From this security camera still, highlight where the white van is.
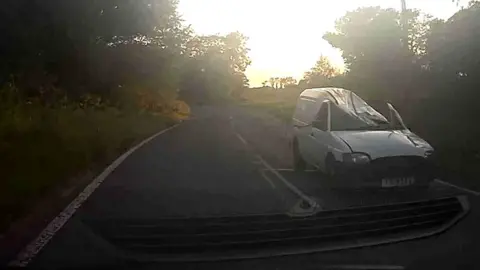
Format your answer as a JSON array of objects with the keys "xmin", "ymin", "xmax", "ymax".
[{"xmin": 292, "ymin": 88, "xmax": 435, "ymax": 188}]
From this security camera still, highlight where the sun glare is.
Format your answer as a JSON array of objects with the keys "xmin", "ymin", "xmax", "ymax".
[{"xmin": 179, "ymin": 0, "xmax": 459, "ymax": 86}]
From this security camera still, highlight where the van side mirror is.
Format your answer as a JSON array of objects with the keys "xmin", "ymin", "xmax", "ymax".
[{"xmin": 312, "ymin": 120, "xmax": 328, "ymax": 131}]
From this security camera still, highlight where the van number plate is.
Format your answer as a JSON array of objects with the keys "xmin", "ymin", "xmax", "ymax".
[{"xmin": 382, "ymin": 177, "xmax": 415, "ymax": 187}]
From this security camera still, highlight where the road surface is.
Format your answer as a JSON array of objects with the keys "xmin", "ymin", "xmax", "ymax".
[{"xmin": 10, "ymin": 105, "xmax": 480, "ymax": 269}]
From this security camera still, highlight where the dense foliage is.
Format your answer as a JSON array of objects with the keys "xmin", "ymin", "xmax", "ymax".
[{"xmin": 0, "ymin": 0, "xmax": 251, "ymax": 106}]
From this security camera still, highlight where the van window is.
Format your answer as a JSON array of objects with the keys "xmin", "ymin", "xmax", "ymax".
[
  {"xmin": 305, "ymin": 99, "xmax": 320, "ymax": 124},
  {"xmin": 351, "ymin": 93, "xmax": 370, "ymax": 114},
  {"xmin": 293, "ymin": 99, "xmax": 304, "ymax": 121},
  {"xmin": 330, "ymin": 104, "xmax": 367, "ymax": 131},
  {"xmin": 294, "ymin": 98, "xmax": 319, "ymax": 124},
  {"xmin": 316, "ymin": 104, "xmax": 328, "ymax": 120},
  {"xmin": 313, "ymin": 103, "xmax": 329, "ymax": 131}
]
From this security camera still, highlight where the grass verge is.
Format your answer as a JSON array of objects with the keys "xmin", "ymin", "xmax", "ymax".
[
  {"xmin": 241, "ymin": 102, "xmax": 295, "ymax": 123},
  {"xmin": 0, "ymin": 99, "xmax": 184, "ymax": 232}
]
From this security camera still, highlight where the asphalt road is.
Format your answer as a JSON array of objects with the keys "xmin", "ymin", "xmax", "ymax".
[{"xmin": 12, "ymin": 105, "xmax": 480, "ymax": 269}]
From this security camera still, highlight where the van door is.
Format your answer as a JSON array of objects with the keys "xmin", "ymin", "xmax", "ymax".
[
  {"xmin": 295, "ymin": 98, "xmax": 318, "ymax": 165},
  {"xmin": 309, "ymin": 101, "xmax": 332, "ymax": 171}
]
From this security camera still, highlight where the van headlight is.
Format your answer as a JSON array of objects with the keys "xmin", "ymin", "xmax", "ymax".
[
  {"xmin": 343, "ymin": 153, "xmax": 371, "ymax": 164},
  {"xmin": 424, "ymin": 150, "xmax": 434, "ymax": 158}
]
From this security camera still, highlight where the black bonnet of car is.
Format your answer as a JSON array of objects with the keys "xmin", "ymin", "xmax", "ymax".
[{"xmin": 85, "ymin": 196, "xmax": 469, "ymax": 263}]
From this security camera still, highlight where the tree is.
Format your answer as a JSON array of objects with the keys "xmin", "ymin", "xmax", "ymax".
[
  {"xmin": 302, "ymin": 55, "xmax": 340, "ymax": 88},
  {"xmin": 427, "ymin": 1, "xmax": 480, "ymax": 78},
  {"xmin": 268, "ymin": 77, "xmax": 284, "ymax": 89},
  {"xmin": 0, "ymin": 0, "xmax": 252, "ymax": 108},
  {"xmin": 322, "ymin": 7, "xmax": 436, "ymax": 99},
  {"xmin": 269, "ymin": 78, "xmax": 276, "ymax": 88},
  {"xmin": 261, "ymin": 81, "xmax": 268, "ymax": 87},
  {"xmin": 283, "ymin": 77, "xmax": 298, "ymax": 87},
  {"xmin": 324, "ymin": 7, "xmax": 405, "ymax": 72},
  {"xmin": 181, "ymin": 32, "xmax": 251, "ymax": 102},
  {"xmin": 277, "ymin": 77, "xmax": 286, "ymax": 89},
  {"xmin": 0, "ymin": 0, "xmax": 190, "ymax": 104}
]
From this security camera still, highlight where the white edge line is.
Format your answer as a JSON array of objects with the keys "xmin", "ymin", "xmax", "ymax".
[
  {"xmin": 324, "ymin": 265, "xmax": 404, "ymax": 270},
  {"xmin": 256, "ymin": 155, "xmax": 319, "ymax": 209},
  {"xmin": 235, "ymin": 133, "xmax": 248, "ymax": 146},
  {"xmin": 262, "ymin": 168, "xmax": 318, "ymax": 172},
  {"xmin": 434, "ymin": 179, "xmax": 480, "ymax": 196},
  {"xmin": 259, "ymin": 169, "xmax": 276, "ymax": 189},
  {"xmin": 9, "ymin": 123, "xmax": 180, "ymax": 267}
]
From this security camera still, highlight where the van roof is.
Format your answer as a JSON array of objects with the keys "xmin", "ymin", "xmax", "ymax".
[
  {"xmin": 299, "ymin": 87, "xmax": 352, "ymax": 104},
  {"xmin": 297, "ymin": 87, "xmax": 389, "ymax": 127}
]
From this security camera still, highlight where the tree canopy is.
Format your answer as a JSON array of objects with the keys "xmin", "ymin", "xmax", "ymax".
[
  {"xmin": 302, "ymin": 55, "xmax": 340, "ymax": 88},
  {"xmin": 0, "ymin": 0, "xmax": 251, "ymax": 108},
  {"xmin": 181, "ymin": 32, "xmax": 251, "ymax": 101},
  {"xmin": 316, "ymin": 2, "xmax": 480, "ymax": 151}
]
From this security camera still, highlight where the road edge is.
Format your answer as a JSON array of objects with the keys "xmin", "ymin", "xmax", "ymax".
[{"xmin": 8, "ymin": 123, "xmax": 180, "ymax": 267}]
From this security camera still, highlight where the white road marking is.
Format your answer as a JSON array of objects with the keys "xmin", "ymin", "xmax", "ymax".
[
  {"xmin": 259, "ymin": 169, "xmax": 276, "ymax": 189},
  {"xmin": 9, "ymin": 124, "xmax": 180, "ymax": 267},
  {"xmin": 434, "ymin": 179, "xmax": 480, "ymax": 196},
  {"xmin": 232, "ymin": 129, "xmax": 318, "ymax": 208},
  {"xmin": 256, "ymin": 155, "xmax": 319, "ymax": 209},
  {"xmin": 270, "ymin": 168, "xmax": 295, "ymax": 171},
  {"xmin": 324, "ymin": 265, "xmax": 404, "ymax": 270},
  {"xmin": 235, "ymin": 133, "xmax": 248, "ymax": 146},
  {"xmin": 264, "ymin": 168, "xmax": 318, "ymax": 172}
]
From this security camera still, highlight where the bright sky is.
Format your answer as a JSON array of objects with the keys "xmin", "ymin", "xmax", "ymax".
[{"xmin": 178, "ymin": 0, "xmax": 462, "ymax": 86}]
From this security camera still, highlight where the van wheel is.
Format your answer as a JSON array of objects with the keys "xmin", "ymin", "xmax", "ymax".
[{"xmin": 293, "ymin": 140, "xmax": 306, "ymax": 171}]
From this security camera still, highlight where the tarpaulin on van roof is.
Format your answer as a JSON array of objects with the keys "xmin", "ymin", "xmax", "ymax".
[
  {"xmin": 331, "ymin": 91, "xmax": 398, "ymax": 131},
  {"xmin": 295, "ymin": 88, "xmax": 404, "ymax": 131}
]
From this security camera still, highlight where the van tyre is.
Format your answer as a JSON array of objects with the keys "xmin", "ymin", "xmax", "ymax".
[{"xmin": 293, "ymin": 140, "xmax": 306, "ymax": 171}]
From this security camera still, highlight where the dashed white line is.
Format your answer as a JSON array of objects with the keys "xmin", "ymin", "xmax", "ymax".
[
  {"xmin": 235, "ymin": 133, "xmax": 248, "ymax": 146},
  {"xmin": 435, "ymin": 179, "xmax": 480, "ymax": 196},
  {"xmin": 232, "ymin": 130, "xmax": 318, "ymax": 208},
  {"xmin": 259, "ymin": 169, "xmax": 276, "ymax": 189},
  {"xmin": 9, "ymin": 124, "xmax": 180, "ymax": 267},
  {"xmin": 256, "ymin": 155, "xmax": 319, "ymax": 209},
  {"xmin": 269, "ymin": 168, "xmax": 294, "ymax": 172}
]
